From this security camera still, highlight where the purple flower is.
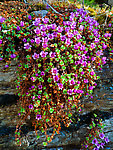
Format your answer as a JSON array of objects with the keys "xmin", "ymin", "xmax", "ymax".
[
  {"xmin": 57, "ymin": 26, "xmax": 63, "ymax": 33},
  {"xmin": 65, "ymin": 38, "xmax": 71, "ymax": 45},
  {"xmin": 0, "ymin": 39, "xmax": 2, "ymax": 44},
  {"xmin": 61, "ymin": 35, "xmax": 66, "ymax": 41},
  {"xmin": 92, "ymin": 138, "xmax": 98, "ymax": 145},
  {"xmin": 79, "ymin": 25, "xmax": 84, "ymax": 31},
  {"xmin": 5, "ymin": 65, "xmax": 9, "ymax": 68},
  {"xmin": 31, "ymin": 39, "xmax": 34, "ymax": 43},
  {"xmin": 48, "ymin": 33, "xmax": 54, "ymax": 40},
  {"xmin": 0, "ymin": 16, "xmax": 5, "ymax": 23},
  {"xmin": 76, "ymin": 34, "xmax": 82, "ymax": 40},
  {"xmin": 99, "ymin": 133, "xmax": 105, "ymax": 139},
  {"xmin": 42, "ymin": 37, "xmax": 48, "ymax": 43},
  {"xmin": 67, "ymin": 89, "xmax": 73, "ymax": 95},
  {"xmin": 67, "ymin": 32, "xmax": 73, "ymax": 38},
  {"xmin": 43, "ymin": 18, "xmax": 49, "ymax": 24},
  {"xmin": 57, "ymin": 83, "xmax": 63, "ymax": 90},
  {"xmin": 104, "ymin": 137, "xmax": 109, "ymax": 143},
  {"xmin": 32, "ymin": 53, "xmax": 39, "ymax": 60},
  {"xmin": 29, "ymin": 104, "xmax": 33, "ymax": 109},
  {"xmin": 38, "ymin": 95, "xmax": 41, "ymax": 99},
  {"xmin": 80, "ymin": 45, "xmax": 86, "ymax": 51},
  {"xmin": 42, "ymin": 43, "xmax": 48, "ymax": 48},
  {"xmin": 17, "ymin": 26, "xmax": 20, "ymax": 31},
  {"xmin": 90, "ymin": 71, "xmax": 94, "ymax": 75},
  {"xmin": 69, "ymin": 79, "xmax": 75, "ymax": 85},
  {"xmin": 20, "ymin": 21, "xmax": 24, "ymax": 27},
  {"xmin": 53, "ymin": 32, "xmax": 57, "ymax": 37},
  {"xmin": 36, "ymin": 114, "xmax": 41, "ymax": 120},
  {"xmin": 0, "ymin": 26, "xmax": 1, "ymax": 30},
  {"xmin": 65, "ymin": 27, "xmax": 70, "ymax": 32},
  {"xmin": 51, "ymin": 23, "xmax": 57, "ymax": 30},
  {"xmin": 28, "ymin": 15, "xmax": 32, "ymax": 20},
  {"xmin": 100, "ymin": 142, "xmax": 105, "ymax": 148},
  {"xmin": 23, "ymin": 38, "xmax": 27, "ymax": 42},
  {"xmin": 53, "ymin": 75, "xmax": 59, "ymax": 82},
  {"xmin": 102, "ymin": 44, "xmax": 107, "ymax": 49},
  {"xmin": 51, "ymin": 68, "xmax": 58, "ymax": 75},
  {"xmin": 89, "ymin": 86, "xmax": 94, "ymax": 90},
  {"xmin": 34, "ymin": 27, "xmax": 41, "ymax": 35},
  {"xmin": 0, "ymin": 57, "xmax": 3, "ymax": 61},
  {"xmin": 93, "ymin": 148, "xmax": 99, "ymax": 150},
  {"xmin": 108, "ymin": 23, "xmax": 112, "ymax": 27},
  {"xmin": 91, "ymin": 43, "xmax": 96, "ymax": 49},
  {"xmin": 36, "ymin": 73, "xmax": 38, "ymax": 77},
  {"xmin": 35, "ymin": 37, "xmax": 41, "ymax": 44},
  {"xmin": 40, "ymin": 51, "xmax": 48, "ymax": 58},
  {"xmin": 96, "ymin": 50, "xmax": 103, "ymax": 56},
  {"xmin": 49, "ymin": 52, "xmax": 56, "ymax": 58},
  {"xmin": 33, "ymin": 18, "xmax": 40, "ymax": 26},
  {"xmin": 24, "ymin": 43, "xmax": 32, "ymax": 50},
  {"xmin": 31, "ymin": 77, "xmax": 36, "ymax": 82},
  {"xmin": 38, "ymin": 85, "xmax": 42, "ymax": 89},
  {"xmin": 40, "ymin": 25, "xmax": 46, "ymax": 31},
  {"xmin": 10, "ymin": 54, "xmax": 16, "ymax": 58},
  {"xmin": 41, "ymin": 71, "xmax": 45, "ymax": 76},
  {"xmin": 32, "ymin": 96, "xmax": 35, "ymax": 99}
]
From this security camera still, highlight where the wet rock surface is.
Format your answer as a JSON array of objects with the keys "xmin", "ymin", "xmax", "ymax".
[{"xmin": 0, "ymin": 60, "xmax": 113, "ymax": 149}]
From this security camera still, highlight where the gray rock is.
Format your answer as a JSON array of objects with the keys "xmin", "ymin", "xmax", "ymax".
[
  {"xmin": 108, "ymin": 0, "xmax": 113, "ymax": 6},
  {"xmin": 32, "ymin": 10, "xmax": 48, "ymax": 18}
]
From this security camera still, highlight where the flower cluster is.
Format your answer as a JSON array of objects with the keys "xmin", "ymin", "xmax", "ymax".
[{"xmin": 0, "ymin": 1, "xmax": 112, "ymax": 148}]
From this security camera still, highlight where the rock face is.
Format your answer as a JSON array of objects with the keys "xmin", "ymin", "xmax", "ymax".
[
  {"xmin": 31, "ymin": 10, "xmax": 48, "ymax": 18},
  {"xmin": 108, "ymin": 0, "xmax": 113, "ymax": 6}
]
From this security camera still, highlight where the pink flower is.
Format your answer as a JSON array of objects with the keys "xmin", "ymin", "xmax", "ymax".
[
  {"xmin": 76, "ymin": 34, "xmax": 82, "ymax": 39},
  {"xmin": 65, "ymin": 38, "xmax": 71, "ymax": 45},
  {"xmin": 20, "ymin": 21, "xmax": 24, "ymax": 27},
  {"xmin": 32, "ymin": 53, "xmax": 39, "ymax": 59},
  {"xmin": 60, "ymin": 35, "xmax": 66, "ymax": 41},
  {"xmin": 57, "ymin": 83, "xmax": 63, "ymax": 90},
  {"xmin": 84, "ymin": 79, "xmax": 88, "ymax": 83},
  {"xmin": 36, "ymin": 114, "xmax": 41, "ymax": 120},
  {"xmin": 35, "ymin": 37, "xmax": 41, "ymax": 44},
  {"xmin": 31, "ymin": 77, "xmax": 36, "ymax": 82},
  {"xmin": 42, "ymin": 37, "xmax": 48, "ymax": 43},
  {"xmin": 10, "ymin": 54, "xmax": 16, "ymax": 58},
  {"xmin": 79, "ymin": 25, "xmax": 84, "ymax": 31},
  {"xmin": 65, "ymin": 27, "xmax": 70, "ymax": 32},
  {"xmin": 51, "ymin": 23, "xmax": 57, "ymax": 30},
  {"xmin": 69, "ymin": 79, "xmax": 75, "ymax": 85},
  {"xmin": 53, "ymin": 75, "xmax": 59, "ymax": 82},
  {"xmin": 57, "ymin": 26, "xmax": 63, "ymax": 33},
  {"xmin": 24, "ymin": 43, "xmax": 32, "ymax": 49},
  {"xmin": 29, "ymin": 104, "xmax": 33, "ymax": 109},
  {"xmin": 96, "ymin": 50, "xmax": 103, "ymax": 56},
  {"xmin": 67, "ymin": 32, "xmax": 73, "ymax": 38},
  {"xmin": 38, "ymin": 85, "xmax": 42, "ymax": 89},
  {"xmin": 51, "ymin": 68, "xmax": 58, "ymax": 75},
  {"xmin": 41, "ymin": 25, "xmax": 46, "ymax": 31},
  {"xmin": 28, "ymin": 15, "xmax": 32, "ymax": 20},
  {"xmin": 49, "ymin": 52, "xmax": 56, "ymax": 58},
  {"xmin": 40, "ymin": 51, "xmax": 48, "ymax": 58},
  {"xmin": 43, "ymin": 18, "xmax": 49, "ymax": 24},
  {"xmin": 42, "ymin": 43, "xmax": 48, "ymax": 48},
  {"xmin": 17, "ymin": 26, "xmax": 20, "ymax": 31},
  {"xmin": 41, "ymin": 71, "xmax": 45, "ymax": 76},
  {"xmin": 38, "ymin": 95, "xmax": 41, "ymax": 99},
  {"xmin": 90, "ymin": 71, "xmax": 94, "ymax": 75},
  {"xmin": 34, "ymin": 27, "xmax": 41, "ymax": 35},
  {"xmin": 67, "ymin": 89, "xmax": 73, "ymax": 95},
  {"xmin": 91, "ymin": 43, "xmax": 96, "ymax": 49}
]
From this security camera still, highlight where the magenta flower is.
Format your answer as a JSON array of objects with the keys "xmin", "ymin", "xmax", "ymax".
[
  {"xmin": 99, "ymin": 133, "xmax": 105, "ymax": 139},
  {"xmin": 48, "ymin": 33, "xmax": 54, "ymax": 40},
  {"xmin": 41, "ymin": 71, "xmax": 45, "ymax": 76},
  {"xmin": 57, "ymin": 26, "xmax": 63, "ymax": 33},
  {"xmin": 53, "ymin": 32, "xmax": 57, "ymax": 38},
  {"xmin": 65, "ymin": 27, "xmax": 70, "ymax": 32},
  {"xmin": 67, "ymin": 32, "xmax": 73, "ymax": 38},
  {"xmin": 91, "ymin": 43, "xmax": 96, "ymax": 49},
  {"xmin": 20, "ymin": 21, "xmax": 24, "ymax": 27},
  {"xmin": 34, "ymin": 27, "xmax": 41, "ymax": 35},
  {"xmin": 31, "ymin": 39, "xmax": 34, "ymax": 43},
  {"xmin": 76, "ymin": 34, "xmax": 82, "ymax": 39},
  {"xmin": 93, "ymin": 148, "xmax": 99, "ymax": 150},
  {"xmin": 84, "ymin": 79, "xmax": 88, "ymax": 83},
  {"xmin": 32, "ymin": 96, "xmax": 35, "ymax": 99},
  {"xmin": 29, "ymin": 104, "xmax": 33, "ymax": 109},
  {"xmin": 0, "ymin": 16, "xmax": 5, "ymax": 23},
  {"xmin": 38, "ymin": 85, "xmax": 42, "ymax": 89},
  {"xmin": 5, "ymin": 65, "xmax": 9, "ymax": 68},
  {"xmin": 53, "ymin": 75, "xmax": 59, "ymax": 82},
  {"xmin": 31, "ymin": 77, "xmax": 36, "ymax": 82},
  {"xmin": 65, "ymin": 38, "xmax": 71, "ymax": 45},
  {"xmin": 10, "ymin": 54, "xmax": 16, "ymax": 58},
  {"xmin": 80, "ymin": 45, "xmax": 86, "ymax": 51},
  {"xmin": 32, "ymin": 53, "xmax": 39, "ymax": 60},
  {"xmin": 40, "ymin": 51, "xmax": 48, "ymax": 58},
  {"xmin": 0, "ymin": 57, "xmax": 3, "ymax": 61},
  {"xmin": 23, "ymin": 38, "xmax": 27, "ymax": 42},
  {"xmin": 96, "ymin": 50, "xmax": 103, "ymax": 56},
  {"xmin": 104, "ymin": 137, "xmax": 109, "ymax": 143},
  {"xmin": 24, "ymin": 43, "xmax": 32, "ymax": 50},
  {"xmin": 42, "ymin": 37, "xmax": 48, "ymax": 43},
  {"xmin": 43, "ymin": 18, "xmax": 49, "ymax": 24},
  {"xmin": 92, "ymin": 138, "xmax": 98, "ymax": 145},
  {"xmin": 28, "ymin": 15, "xmax": 32, "ymax": 20},
  {"xmin": 74, "ymin": 44, "xmax": 79, "ymax": 50},
  {"xmin": 102, "ymin": 44, "xmax": 107, "ymax": 49},
  {"xmin": 100, "ymin": 142, "xmax": 105, "ymax": 148},
  {"xmin": 57, "ymin": 83, "xmax": 63, "ymax": 90},
  {"xmin": 17, "ymin": 26, "xmax": 20, "ymax": 31},
  {"xmin": 42, "ymin": 43, "xmax": 48, "ymax": 48},
  {"xmin": 41, "ymin": 25, "xmax": 46, "ymax": 31},
  {"xmin": 35, "ymin": 73, "xmax": 38, "ymax": 77},
  {"xmin": 35, "ymin": 37, "xmax": 42, "ymax": 44},
  {"xmin": 61, "ymin": 35, "xmax": 66, "ymax": 41},
  {"xmin": 49, "ymin": 52, "xmax": 56, "ymax": 58},
  {"xmin": 90, "ymin": 71, "xmax": 94, "ymax": 75},
  {"xmin": 36, "ymin": 114, "xmax": 41, "ymax": 120},
  {"xmin": 33, "ymin": 18, "xmax": 40, "ymax": 26},
  {"xmin": 69, "ymin": 79, "xmax": 75, "ymax": 85},
  {"xmin": 0, "ymin": 39, "xmax": 2, "ymax": 44},
  {"xmin": 38, "ymin": 95, "xmax": 41, "ymax": 99},
  {"xmin": 51, "ymin": 68, "xmax": 58, "ymax": 75},
  {"xmin": 89, "ymin": 86, "xmax": 94, "ymax": 90},
  {"xmin": 67, "ymin": 89, "xmax": 73, "ymax": 95},
  {"xmin": 79, "ymin": 25, "xmax": 84, "ymax": 31},
  {"xmin": 51, "ymin": 23, "xmax": 57, "ymax": 30}
]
